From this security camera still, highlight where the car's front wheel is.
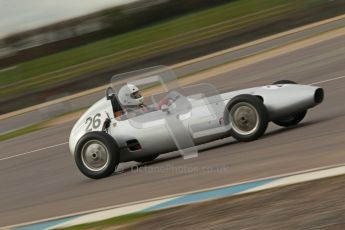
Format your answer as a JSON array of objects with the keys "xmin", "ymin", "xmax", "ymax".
[
  {"xmin": 225, "ymin": 94, "xmax": 269, "ymax": 142},
  {"xmin": 75, "ymin": 132, "xmax": 119, "ymax": 179}
]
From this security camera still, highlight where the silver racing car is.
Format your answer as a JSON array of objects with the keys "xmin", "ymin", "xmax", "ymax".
[{"xmin": 69, "ymin": 67, "xmax": 324, "ymax": 179}]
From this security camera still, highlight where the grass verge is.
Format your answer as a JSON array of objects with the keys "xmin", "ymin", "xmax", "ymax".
[
  {"xmin": 57, "ymin": 212, "xmax": 151, "ymax": 230},
  {"xmin": 0, "ymin": 123, "xmax": 46, "ymax": 142},
  {"xmin": 0, "ymin": 108, "xmax": 86, "ymax": 141}
]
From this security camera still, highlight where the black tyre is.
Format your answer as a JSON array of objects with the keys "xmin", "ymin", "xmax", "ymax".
[
  {"xmin": 273, "ymin": 80, "xmax": 297, "ymax": 85},
  {"xmin": 273, "ymin": 110, "xmax": 307, "ymax": 127},
  {"xmin": 135, "ymin": 154, "xmax": 159, "ymax": 164},
  {"xmin": 273, "ymin": 80, "xmax": 307, "ymax": 127},
  {"xmin": 225, "ymin": 94, "xmax": 269, "ymax": 142},
  {"xmin": 75, "ymin": 132, "xmax": 119, "ymax": 179}
]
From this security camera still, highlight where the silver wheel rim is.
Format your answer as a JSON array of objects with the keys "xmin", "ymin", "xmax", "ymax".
[
  {"xmin": 230, "ymin": 102, "xmax": 259, "ymax": 135},
  {"xmin": 81, "ymin": 140, "xmax": 109, "ymax": 172}
]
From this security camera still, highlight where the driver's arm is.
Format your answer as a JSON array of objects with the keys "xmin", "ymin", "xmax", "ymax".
[{"xmin": 156, "ymin": 91, "xmax": 180, "ymax": 110}]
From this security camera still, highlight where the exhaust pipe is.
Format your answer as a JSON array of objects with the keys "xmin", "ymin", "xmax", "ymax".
[{"xmin": 314, "ymin": 88, "xmax": 324, "ymax": 104}]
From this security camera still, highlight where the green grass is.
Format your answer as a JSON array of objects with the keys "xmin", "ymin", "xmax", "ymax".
[
  {"xmin": 0, "ymin": 123, "xmax": 45, "ymax": 141},
  {"xmin": 0, "ymin": 0, "xmax": 325, "ymax": 99},
  {"xmin": 57, "ymin": 212, "xmax": 151, "ymax": 230},
  {"xmin": 0, "ymin": 107, "xmax": 87, "ymax": 142}
]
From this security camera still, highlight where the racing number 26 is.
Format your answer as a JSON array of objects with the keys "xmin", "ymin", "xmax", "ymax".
[{"xmin": 85, "ymin": 113, "xmax": 101, "ymax": 131}]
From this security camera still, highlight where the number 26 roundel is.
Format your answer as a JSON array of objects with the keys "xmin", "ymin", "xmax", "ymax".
[{"xmin": 85, "ymin": 113, "xmax": 102, "ymax": 132}]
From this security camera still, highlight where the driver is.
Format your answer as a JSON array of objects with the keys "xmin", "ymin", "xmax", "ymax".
[
  {"xmin": 118, "ymin": 83, "xmax": 149, "ymax": 116},
  {"xmin": 118, "ymin": 83, "xmax": 181, "ymax": 117}
]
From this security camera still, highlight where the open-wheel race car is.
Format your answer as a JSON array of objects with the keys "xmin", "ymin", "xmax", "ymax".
[{"xmin": 69, "ymin": 66, "xmax": 324, "ymax": 179}]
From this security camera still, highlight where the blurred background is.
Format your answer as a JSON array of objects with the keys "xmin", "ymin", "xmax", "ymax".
[{"xmin": 1, "ymin": 0, "xmax": 345, "ymax": 115}]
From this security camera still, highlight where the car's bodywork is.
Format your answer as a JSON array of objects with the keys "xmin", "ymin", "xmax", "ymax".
[{"xmin": 69, "ymin": 82, "xmax": 324, "ymax": 163}]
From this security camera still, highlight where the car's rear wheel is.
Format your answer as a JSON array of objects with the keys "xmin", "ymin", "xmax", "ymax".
[
  {"xmin": 75, "ymin": 132, "xmax": 119, "ymax": 179},
  {"xmin": 225, "ymin": 94, "xmax": 268, "ymax": 142},
  {"xmin": 135, "ymin": 154, "xmax": 159, "ymax": 164},
  {"xmin": 273, "ymin": 111, "xmax": 307, "ymax": 127},
  {"xmin": 273, "ymin": 80, "xmax": 307, "ymax": 127}
]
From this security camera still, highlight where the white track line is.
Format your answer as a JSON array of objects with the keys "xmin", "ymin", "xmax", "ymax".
[
  {"xmin": 310, "ymin": 75, "xmax": 345, "ymax": 85},
  {"xmin": 1, "ymin": 74, "xmax": 345, "ymax": 162},
  {"xmin": 0, "ymin": 142, "xmax": 68, "ymax": 161}
]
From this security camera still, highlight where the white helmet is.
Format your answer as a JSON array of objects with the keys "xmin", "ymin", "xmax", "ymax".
[{"xmin": 118, "ymin": 83, "xmax": 144, "ymax": 106}]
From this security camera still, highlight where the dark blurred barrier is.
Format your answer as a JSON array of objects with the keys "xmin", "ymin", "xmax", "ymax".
[{"xmin": 0, "ymin": 0, "xmax": 233, "ymax": 68}]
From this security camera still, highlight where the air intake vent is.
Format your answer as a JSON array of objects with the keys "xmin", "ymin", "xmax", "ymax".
[{"xmin": 127, "ymin": 139, "xmax": 142, "ymax": 151}]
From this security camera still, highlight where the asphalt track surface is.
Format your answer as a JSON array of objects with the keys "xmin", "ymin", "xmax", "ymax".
[
  {"xmin": 2, "ymin": 16, "xmax": 345, "ymax": 134},
  {"xmin": 1, "ymin": 35, "xmax": 345, "ymax": 227}
]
